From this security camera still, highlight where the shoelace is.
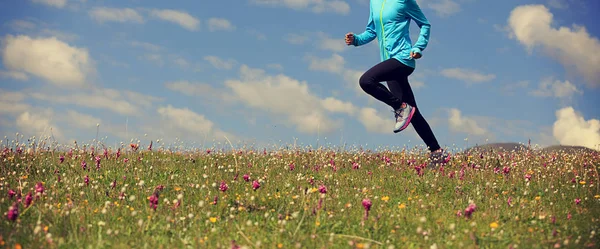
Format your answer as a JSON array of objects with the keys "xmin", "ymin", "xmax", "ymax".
[{"xmin": 392, "ymin": 108, "xmax": 404, "ymax": 120}]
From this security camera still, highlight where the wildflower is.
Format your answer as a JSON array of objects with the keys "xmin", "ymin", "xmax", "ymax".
[
  {"xmin": 111, "ymin": 180, "xmax": 116, "ymax": 189},
  {"xmin": 575, "ymin": 198, "xmax": 581, "ymax": 205},
  {"xmin": 507, "ymin": 197, "xmax": 512, "ymax": 206},
  {"xmin": 243, "ymin": 174, "xmax": 250, "ymax": 182},
  {"xmin": 84, "ymin": 175, "xmax": 90, "ymax": 186},
  {"xmin": 209, "ymin": 217, "xmax": 217, "ymax": 223},
  {"xmin": 381, "ymin": 196, "xmax": 389, "ymax": 202},
  {"xmin": 318, "ymin": 185, "xmax": 327, "ymax": 194},
  {"xmin": 490, "ymin": 222, "xmax": 499, "ymax": 229},
  {"xmin": 6, "ymin": 203, "xmax": 18, "ymax": 221},
  {"xmin": 8, "ymin": 189, "xmax": 16, "ymax": 199},
  {"xmin": 362, "ymin": 198, "xmax": 372, "ymax": 220},
  {"xmin": 398, "ymin": 203, "xmax": 406, "ymax": 209},
  {"xmin": 149, "ymin": 192, "xmax": 159, "ymax": 211},
  {"xmin": 525, "ymin": 174, "xmax": 532, "ymax": 181},
  {"xmin": 95, "ymin": 156, "xmax": 101, "ymax": 170},
  {"xmin": 219, "ymin": 181, "xmax": 228, "ymax": 192},
  {"xmin": 289, "ymin": 163, "xmax": 295, "ymax": 171},
  {"xmin": 59, "ymin": 155, "xmax": 65, "ymax": 163},
  {"xmin": 24, "ymin": 192, "xmax": 33, "ymax": 207},
  {"xmin": 352, "ymin": 162, "xmax": 360, "ymax": 169},
  {"xmin": 35, "ymin": 182, "xmax": 44, "ymax": 197},
  {"xmin": 503, "ymin": 166, "xmax": 510, "ymax": 175},
  {"xmin": 81, "ymin": 160, "xmax": 87, "ymax": 171},
  {"xmin": 464, "ymin": 203, "xmax": 476, "ymax": 219},
  {"xmin": 252, "ymin": 180, "xmax": 260, "ymax": 190}
]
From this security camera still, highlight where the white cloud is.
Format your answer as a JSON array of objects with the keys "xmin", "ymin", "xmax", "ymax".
[
  {"xmin": 130, "ymin": 41, "xmax": 161, "ymax": 51},
  {"xmin": 165, "ymin": 81, "xmax": 221, "ymax": 98},
  {"xmin": 530, "ymin": 77, "xmax": 582, "ymax": 101},
  {"xmin": 552, "ymin": 107, "xmax": 600, "ymax": 150},
  {"xmin": 0, "ymin": 70, "xmax": 29, "ymax": 81},
  {"xmin": 447, "ymin": 108, "xmax": 488, "ymax": 136},
  {"xmin": 0, "ymin": 90, "xmax": 31, "ymax": 115},
  {"xmin": 441, "ymin": 68, "xmax": 496, "ymax": 84},
  {"xmin": 416, "ymin": 0, "xmax": 460, "ymax": 17},
  {"xmin": 1, "ymin": 35, "xmax": 94, "ymax": 87},
  {"xmin": 507, "ymin": 4, "xmax": 600, "ymax": 87},
  {"xmin": 306, "ymin": 53, "xmax": 345, "ymax": 74},
  {"xmin": 250, "ymin": 0, "xmax": 350, "ymax": 15},
  {"xmin": 30, "ymin": 88, "xmax": 162, "ymax": 116},
  {"xmin": 150, "ymin": 9, "xmax": 200, "ymax": 31},
  {"xmin": 223, "ymin": 65, "xmax": 348, "ymax": 134},
  {"xmin": 321, "ymin": 97, "xmax": 356, "ymax": 115},
  {"xmin": 315, "ymin": 32, "xmax": 346, "ymax": 52},
  {"xmin": 284, "ymin": 33, "xmax": 309, "ymax": 45},
  {"xmin": 207, "ymin": 18, "xmax": 235, "ymax": 32},
  {"xmin": 31, "ymin": 0, "xmax": 67, "ymax": 8},
  {"xmin": 154, "ymin": 105, "xmax": 234, "ymax": 142},
  {"xmin": 89, "ymin": 7, "xmax": 144, "ymax": 24},
  {"xmin": 204, "ymin": 56, "xmax": 237, "ymax": 70},
  {"xmin": 16, "ymin": 110, "xmax": 63, "ymax": 140},
  {"xmin": 8, "ymin": 20, "xmax": 36, "ymax": 30},
  {"xmin": 140, "ymin": 53, "xmax": 163, "ymax": 66},
  {"xmin": 357, "ymin": 107, "xmax": 390, "ymax": 134},
  {"xmin": 65, "ymin": 110, "xmax": 101, "ymax": 130}
]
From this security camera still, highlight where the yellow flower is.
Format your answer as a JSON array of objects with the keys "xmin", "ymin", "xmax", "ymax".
[
  {"xmin": 277, "ymin": 243, "xmax": 283, "ymax": 248},
  {"xmin": 579, "ymin": 181, "xmax": 586, "ymax": 185},
  {"xmin": 398, "ymin": 203, "xmax": 406, "ymax": 209},
  {"xmin": 381, "ymin": 196, "xmax": 390, "ymax": 202},
  {"xmin": 535, "ymin": 196, "xmax": 541, "ymax": 201},
  {"xmin": 594, "ymin": 195, "xmax": 600, "ymax": 199},
  {"xmin": 209, "ymin": 217, "xmax": 217, "ymax": 223},
  {"xmin": 490, "ymin": 222, "xmax": 499, "ymax": 229},
  {"xmin": 174, "ymin": 187, "xmax": 182, "ymax": 191}
]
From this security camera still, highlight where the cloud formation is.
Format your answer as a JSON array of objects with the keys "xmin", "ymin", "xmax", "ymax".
[{"xmin": 507, "ymin": 4, "xmax": 600, "ymax": 87}]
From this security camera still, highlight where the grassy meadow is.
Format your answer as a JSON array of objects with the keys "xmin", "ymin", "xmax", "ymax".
[{"xmin": 1, "ymin": 140, "xmax": 599, "ymax": 249}]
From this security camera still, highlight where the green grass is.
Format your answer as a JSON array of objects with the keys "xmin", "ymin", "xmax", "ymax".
[{"xmin": 1, "ymin": 145, "xmax": 599, "ymax": 249}]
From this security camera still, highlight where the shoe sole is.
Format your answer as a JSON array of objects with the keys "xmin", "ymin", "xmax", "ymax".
[{"xmin": 394, "ymin": 107, "xmax": 416, "ymax": 133}]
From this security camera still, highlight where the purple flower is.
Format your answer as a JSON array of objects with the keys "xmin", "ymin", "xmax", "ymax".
[
  {"xmin": 252, "ymin": 180, "xmax": 260, "ymax": 190},
  {"xmin": 84, "ymin": 175, "xmax": 90, "ymax": 186},
  {"xmin": 8, "ymin": 189, "xmax": 16, "ymax": 199},
  {"xmin": 243, "ymin": 174, "xmax": 250, "ymax": 182},
  {"xmin": 6, "ymin": 203, "xmax": 18, "ymax": 221},
  {"xmin": 318, "ymin": 185, "xmax": 327, "ymax": 194},
  {"xmin": 35, "ymin": 182, "xmax": 44, "ymax": 196},
  {"xmin": 81, "ymin": 160, "xmax": 87, "ymax": 171},
  {"xmin": 219, "ymin": 181, "xmax": 228, "ymax": 192},
  {"xmin": 24, "ymin": 192, "xmax": 33, "ymax": 207},
  {"xmin": 289, "ymin": 163, "xmax": 295, "ymax": 171},
  {"xmin": 59, "ymin": 155, "xmax": 65, "ymax": 163}
]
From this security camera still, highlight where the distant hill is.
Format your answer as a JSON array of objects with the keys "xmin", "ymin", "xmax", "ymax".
[
  {"xmin": 541, "ymin": 145, "xmax": 598, "ymax": 154},
  {"xmin": 463, "ymin": 142, "xmax": 529, "ymax": 153}
]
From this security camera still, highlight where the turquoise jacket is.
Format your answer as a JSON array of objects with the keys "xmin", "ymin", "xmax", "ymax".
[{"xmin": 352, "ymin": 0, "xmax": 431, "ymax": 68}]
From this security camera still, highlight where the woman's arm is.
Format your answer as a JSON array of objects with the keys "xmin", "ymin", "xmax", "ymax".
[
  {"xmin": 406, "ymin": 0, "xmax": 431, "ymax": 55},
  {"xmin": 353, "ymin": 4, "xmax": 377, "ymax": 46}
]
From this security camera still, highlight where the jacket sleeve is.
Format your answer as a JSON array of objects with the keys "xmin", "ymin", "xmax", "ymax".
[
  {"xmin": 406, "ymin": 0, "xmax": 431, "ymax": 55},
  {"xmin": 353, "ymin": 4, "xmax": 377, "ymax": 46}
]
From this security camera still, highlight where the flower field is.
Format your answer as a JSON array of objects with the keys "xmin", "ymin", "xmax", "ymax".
[{"xmin": 1, "ymin": 142, "xmax": 598, "ymax": 248}]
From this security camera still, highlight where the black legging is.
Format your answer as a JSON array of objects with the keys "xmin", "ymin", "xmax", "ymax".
[{"xmin": 359, "ymin": 58, "xmax": 441, "ymax": 152}]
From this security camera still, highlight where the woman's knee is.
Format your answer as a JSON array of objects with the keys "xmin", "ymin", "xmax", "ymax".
[{"xmin": 359, "ymin": 73, "xmax": 374, "ymax": 91}]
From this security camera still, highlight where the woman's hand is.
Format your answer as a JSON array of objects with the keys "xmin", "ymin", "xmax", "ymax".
[
  {"xmin": 410, "ymin": 51, "xmax": 422, "ymax": 59},
  {"xmin": 345, "ymin": 33, "xmax": 354, "ymax": 45}
]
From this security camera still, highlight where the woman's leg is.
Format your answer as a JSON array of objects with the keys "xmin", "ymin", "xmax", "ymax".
[
  {"xmin": 358, "ymin": 59, "xmax": 408, "ymax": 110},
  {"xmin": 386, "ymin": 77, "xmax": 441, "ymax": 152}
]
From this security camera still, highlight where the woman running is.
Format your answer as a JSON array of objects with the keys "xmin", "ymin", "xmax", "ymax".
[{"xmin": 345, "ymin": 0, "xmax": 450, "ymax": 168}]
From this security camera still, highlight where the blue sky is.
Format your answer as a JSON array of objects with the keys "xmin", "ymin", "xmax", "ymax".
[{"xmin": 1, "ymin": 0, "xmax": 599, "ymax": 151}]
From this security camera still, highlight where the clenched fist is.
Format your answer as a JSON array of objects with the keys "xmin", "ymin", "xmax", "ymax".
[{"xmin": 345, "ymin": 33, "xmax": 354, "ymax": 45}]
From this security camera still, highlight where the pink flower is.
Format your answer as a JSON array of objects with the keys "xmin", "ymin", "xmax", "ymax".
[
  {"xmin": 524, "ymin": 174, "xmax": 532, "ymax": 181},
  {"xmin": 318, "ymin": 185, "xmax": 327, "ymax": 194},
  {"xmin": 84, "ymin": 175, "xmax": 90, "ymax": 186},
  {"xmin": 503, "ymin": 166, "xmax": 510, "ymax": 175},
  {"xmin": 6, "ymin": 203, "xmax": 18, "ymax": 221},
  {"xmin": 507, "ymin": 197, "xmax": 512, "ymax": 206},
  {"xmin": 243, "ymin": 174, "xmax": 250, "ymax": 182},
  {"xmin": 464, "ymin": 203, "xmax": 476, "ymax": 219},
  {"xmin": 35, "ymin": 182, "xmax": 44, "ymax": 196},
  {"xmin": 24, "ymin": 192, "xmax": 33, "ymax": 207},
  {"xmin": 81, "ymin": 160, "xmax": 87, "ymax": 171},
  {"xmin": 149, "ymin": 192, "xmax": 159, "ymax": 211},
  {"xmin": 95, "ymin": 156, "xmax": 101, "ymax": 170},
  {"xmin": 352, "ymin": 162, "xmax": 360, "ymax": 170},
  {"xmin": 252, "ymin": 180, "xmax": 260, "ymax": 190},
  {"xmin": 289, "ymin": 163, "xmax": 295, "ymax": 171},
  {"xmin": 8, "ymin": 189, "xmax": 16, "ymax": 199},
  {"xmin": 219, "ymin": 181, "xmax": 228, "ymax": 192},
  {"xmin": 575, "ymin": 198, "xmax": 581, "ymax": 205},
  {"xmin": 362, "ymin": 199, "xmax": 372, "ymax": 211},
  {"xmin": 59, "ymin": 155, "xmax": 65, "ymax": 163}
]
